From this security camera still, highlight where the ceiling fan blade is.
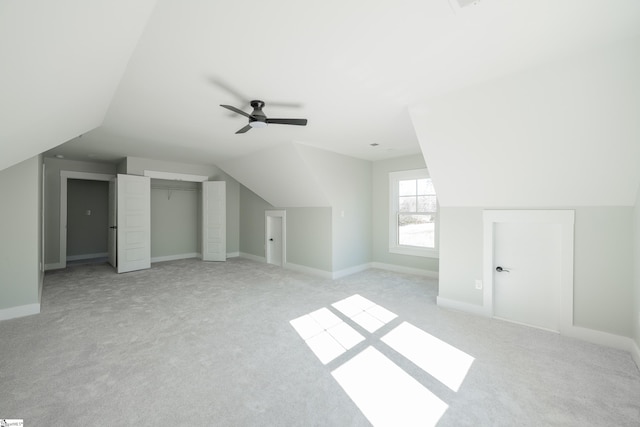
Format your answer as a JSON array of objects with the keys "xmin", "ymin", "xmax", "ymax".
[
  {"xmin": 235, "ymin": 124, "xmax": 252, "ymax": 134},
  {"xmin": 221, "ymin": 104, "xmax": 254, "ymax": 119},
  {"xmin": 265, "ymin": 118, "xmax": 308, "ymax": 126}
]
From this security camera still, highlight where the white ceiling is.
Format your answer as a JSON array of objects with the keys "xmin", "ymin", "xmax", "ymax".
[{"xmin": 2, "ymin": 0, "xmax": 640, "ymax": 170}]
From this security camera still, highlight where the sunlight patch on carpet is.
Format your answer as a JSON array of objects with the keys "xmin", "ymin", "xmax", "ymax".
[
  {"xmin": 332, "ymin": 346, "xmax": 448, "ymax": 427},
  {"xmin": 382, "ymin": 321, "xmax": 474, "ymax": 392}
]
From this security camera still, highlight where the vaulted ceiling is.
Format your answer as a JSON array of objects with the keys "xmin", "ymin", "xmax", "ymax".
[{"xmin": 2, "ymin": 0, "xmax": 640, "ymax": 206}]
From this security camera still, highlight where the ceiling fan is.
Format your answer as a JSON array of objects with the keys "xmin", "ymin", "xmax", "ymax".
[{"xmin": 220, "ymin": 100, "xmax": 307, "ymax": 134}]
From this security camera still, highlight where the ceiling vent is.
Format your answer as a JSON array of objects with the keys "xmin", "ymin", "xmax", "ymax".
[
  {"xmin": 453, "ymin": 0, "xmax": 482, "ymax": 7},
  {"xmin": 448, "ymin": 0, "xmax": 483, "ymax": 13}
]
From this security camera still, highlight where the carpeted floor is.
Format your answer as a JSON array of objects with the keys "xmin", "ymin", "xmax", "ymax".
[{"xmin": 1, "ymin": 257, "xmax": 639, "ymax": 426}]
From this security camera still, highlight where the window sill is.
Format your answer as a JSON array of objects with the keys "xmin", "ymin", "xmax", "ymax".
[{"xmin": 389, "ymin": 246, "xmax": 439, "ymax": 259}]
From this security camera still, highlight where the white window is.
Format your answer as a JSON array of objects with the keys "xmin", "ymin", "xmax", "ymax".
[{"xmin": 389, "ymin": 169, "xmax": 438, "ymax": 258}]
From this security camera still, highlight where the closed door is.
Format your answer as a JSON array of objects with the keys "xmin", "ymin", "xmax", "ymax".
[
  {"xmin": 493, "ymin": 221, "xmax": 562, "ymax": 331},
  {"xmin": 116, "ymin": 174, "xmax": 151, "ymax": 273},
  {"xmin": 266, "ymin": 215, "xmax": 283, "ymax": 266}
]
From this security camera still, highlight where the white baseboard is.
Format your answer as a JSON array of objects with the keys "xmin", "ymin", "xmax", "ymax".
[
  {"xmin": 0, "ymin": 303, "xmax": 40, "ymax": 322},
  {"xmin": 239, "ymin": 252, "xmax": 266, "ymax": 263},
  {"xmin": 45, "ymin": 262, "xmax": 64, "ymax": 271},
  {"xmin": 436, "ymin": 296, "xmax": 489, "ymax": 317},
  {"xmin": 151, "ymin": 253, "xmax": 199, "ymax": 263},
  {"xmin": 371, "ymin": 262, "xmax": 439, "ymax": 279},
  {"xmin": 332, "ymin": 263, "xmax": 371, "ymax": 279},
  {"xmin": 226, "ymin": 251, "xmax": 240, "ymax": 258},
  {"xmin": 437, "ymin": 295, "xmax": 640, "ymax": 372},
  {"xmin": 66, "ymin": 252, "xmax": 108, "ymax": 261},
  {"xmin": 284, "ymin": 262, "xmax": 333, "ymax": 279},
  {"xmin": 564, "ymin": 325, "xmax": 638, "ymax": 356}
]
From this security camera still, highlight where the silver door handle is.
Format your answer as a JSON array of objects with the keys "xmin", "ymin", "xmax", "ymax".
[{"xmin": 496, "ymin": 266, "xmax": 510, "ymax": 273}]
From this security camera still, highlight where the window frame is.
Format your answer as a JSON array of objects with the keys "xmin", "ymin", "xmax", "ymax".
[{"xmin": 389, "ymin": 168, "xmax": 439, "ymax": 258}]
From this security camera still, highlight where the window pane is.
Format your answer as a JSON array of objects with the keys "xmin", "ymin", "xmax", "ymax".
[
  {"xmin": 417, "ymin": 179, "xmax": 435, "ymax": 195},
  {"xmin": 398, "ymin": 214, "xmax": 435, "ymax": 248},
  {"xmin": 399, "ymin": 180, "xmax": 416, "ymax": 196},
  {"xmin": 399, "ymin": 196, "xmax": 416, "ymax": 212},
  {"xmin": 417, "ymin": 196, "xmax": 437, "ymax": 212}
]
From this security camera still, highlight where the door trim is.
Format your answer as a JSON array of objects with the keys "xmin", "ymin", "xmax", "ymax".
[
  {"xmin": 57, "ymin": 171, "xmax": 115, "ymax": 270},
  {"xmin": 265, "ymin": 210, "xmax": 286, "ymax": 266},
  {"xmin": 482, "ymin": 210, "xmax": 575, "ymax": 333}
]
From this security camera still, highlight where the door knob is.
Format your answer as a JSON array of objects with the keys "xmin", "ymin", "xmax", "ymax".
[
  {"xmin": 496, "ymin": 266, "xmax": 510, "ymax": 273},
  {"xmin": 269, "ymin": 238, "xmax": 274, "ymax": 242}
]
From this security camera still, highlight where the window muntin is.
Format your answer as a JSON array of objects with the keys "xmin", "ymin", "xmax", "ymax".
[{"xmin": 389, "ymin": 169, "xmax": 438, "ymax": 258}]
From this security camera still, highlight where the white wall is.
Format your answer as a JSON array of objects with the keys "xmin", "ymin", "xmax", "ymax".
[
  {"xmin": 412, "ymin": 36, "xmax": 640, "ymax": 208},
  {"xmin": 220, "ymin": 143, "xmax": 330, "ymax": 208},
  {"xmin": 0, "ymin": 1, "xmax": 156, "ymax": 172},
  {"xmin": 0, "ymin": 156, "xmax": 42, "ymax": 317}
]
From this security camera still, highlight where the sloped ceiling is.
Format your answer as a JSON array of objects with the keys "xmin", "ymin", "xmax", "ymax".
[
  {"xmin": 2, "ymin": 1, "xmax": 640, "ymax": 210},
  {"xmin": 411, "ymin": 37, "xmax": 640, "ymax": 207},
  {"xmin": 219, "ymin": 142, "xmax": 330, "ymax": 208},
  {"xmin": 0, "ymin": 0, "xmax": 157, "ymax": 172}
]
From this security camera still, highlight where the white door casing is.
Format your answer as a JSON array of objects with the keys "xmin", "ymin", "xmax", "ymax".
[
  {"xmin": 483, "ymin": 210, "xmax": 575, "ymax": 333},
  {"xmin": 266, "ymin": 210, "xmax": 286, "ymax": 266},
  {"xmin": 202, "ymin": 181, "xmax": 226, "ymax": 262},
  {"xmin": 107, "ymin": 178, "xmax": 117, "ymax": 268},
  {"xmin": 116, "ymin": 174, "xmax": 151, "ymax": 273},
  {"xmin": 57, "ymin": 171, "xmax": 115, "ymax": 270}
]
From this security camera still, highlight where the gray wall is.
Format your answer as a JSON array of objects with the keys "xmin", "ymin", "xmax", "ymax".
[
  {"xmin": 66, "ymin": 179, "xmax": 109, "ymax": 257},
  {"xmin": 634, "ymin": 185, "xmax": 640, "ymax": 349},
  {"xmin": 239, "ymin": 185, "xmax": 332, "ymax": 272},
  {"xmin": 0, "ymin": 156, "xmax": 43, "ymax": 310},
  {"xmin": 150, "ymin": 180, "xmax": 199, "ymax": 259},
  {"xmin": 287, "ymin": 207, "xmax": 333, "ymax": 272},
  {"xmin": 372, "ymin": 154, "xmax": 439, "ymax": 273},
  {"xmin": 43, "ymin": 158, "xmax": 116, "ymax": 265},
  {"xmin": 438, "ymin": 206, "xmax": 634, "ymax": 337},
  {"xmin": 295, "ymin": 145, "xmax": 372, "ymax": 271}
]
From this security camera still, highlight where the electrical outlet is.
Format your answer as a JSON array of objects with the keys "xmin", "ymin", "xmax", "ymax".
[{"xmin": 475, "ymin": 280, "xmax": 483, "ymax": 290}]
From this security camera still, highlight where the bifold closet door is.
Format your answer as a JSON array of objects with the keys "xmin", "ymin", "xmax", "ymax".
[
  {"xmin": 202, "ymin": 181, "xmax": 226, "ymax": 261},
  {"xmin": 116, "ymin": 174, "xmax": 151, "ymax": 273}
]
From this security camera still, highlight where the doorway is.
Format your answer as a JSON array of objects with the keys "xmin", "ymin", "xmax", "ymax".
[
  {"xmin": 58, "ymin": 171, "xmax": 115, "ymax": 269},
  {"xmin": 265, "ymin": 210, "xmax": 286, "ymax": 266},
  {"xmin": 66, "ymin": 179, "xmax": 109, "ymax": 263},
  {"xmin": 483, "ymin": 210, "xmax": 575, "ymax": 333}
]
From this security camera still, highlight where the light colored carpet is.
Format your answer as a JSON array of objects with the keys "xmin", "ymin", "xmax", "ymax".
[{"xmin": 1, "ymin": 258, "xmax": 639, "ymax": 426}]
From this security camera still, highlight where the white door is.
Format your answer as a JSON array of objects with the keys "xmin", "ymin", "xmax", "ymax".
[
  {"xmin": 116, "ymin": 174, "xmax": 151, "ymax": 273},
  {"xmin": 266, "ymin": 216, "xmax": 283, "ymax": 266},
  {"xmin": 493, "ymin": 221, "xmax": 562, "ymax": 331},
  {"xmin": 107, "ymin": 178, "xmax": 117, "ymax": 268},
  {"xmin": 202, "ymin": 181, "xmax": 226, "ymax": 262}
]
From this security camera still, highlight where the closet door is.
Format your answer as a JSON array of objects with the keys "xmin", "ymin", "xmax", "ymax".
[
  {"xmin": 202, "ymin": 181, "xmax": 226, "ymax": 261},
  {"xmin": 117, "ymin": 174, "xmax": 151, "ymax": 273}
]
